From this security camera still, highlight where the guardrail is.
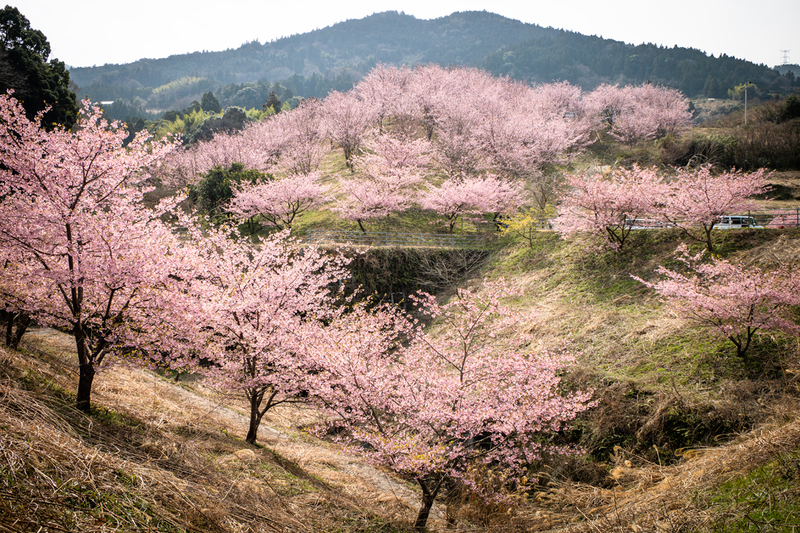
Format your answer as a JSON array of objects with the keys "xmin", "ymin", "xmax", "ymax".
[
  {"xmin": 624, "ymin": 211, "xmax": 800, "ymax": 230},
  {"xmin": 177, "ymin": 210, "xmax": 799, "ymax": 251},
  {"xmin": 305, "ymin": 231, "xmax": 488, "ymax": 249},
  {"xmin": 751, "ymin": 209, "xmax": 800, "ymax": 228}
]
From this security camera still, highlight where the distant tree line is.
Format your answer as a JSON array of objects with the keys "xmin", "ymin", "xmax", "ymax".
[
  {"xmin": 483, "ymin": 33, "xmax": 799, "ymax": 99},
  {"xmin": 67, "ymin": 10, "xmax": 796, "ymax": 121}
]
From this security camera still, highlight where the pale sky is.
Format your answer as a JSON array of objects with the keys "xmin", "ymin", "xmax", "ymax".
[{"xmin": 10, "ymin": 0, "xmax": 800, "ymax": 69}]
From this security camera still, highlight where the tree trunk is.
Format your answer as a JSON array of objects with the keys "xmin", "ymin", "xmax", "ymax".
[
  {"xmin": 732, "ymin": 327, "xmax": 755, "ymax": 359},
  {"xmin": 76, "ymin": 359, "xmax": 96, "ymax": 413},
  {"xmin": 7, "ymin": 312, "xmax": 31, "ymax": 350},
  {"xmin": 245, "ymin": 392, "xmax": 264, "ymax": 444},
  {"xmin": 344, "ymin": 147, "xmax": 354, "ymax": 171},
  {"xmin": 414, "ymin": 478, "xmax": 442, "ymax": 531},
  {"xmin": 705, "ymin": 225, "xmax": 715, "ymax": 252},
  {"xmin": 74, "ymin": 323, "xmax": 95, "ymax": 413}
]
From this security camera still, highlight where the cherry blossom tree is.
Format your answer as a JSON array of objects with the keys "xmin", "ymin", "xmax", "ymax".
[
  {"xmin": 414, "ymin": 66, "xmax": 500, "ymax": 179},
  {"xmin": 164, "ymin": 97, "xmax": 330, "ymax": 189},
  {"xmin": 0, "ymin": 247, "xmax": 34, "ymax": 349},
  {"xmin": 553, "ymin": 166, "xmax": 667, "ymax": 250},
  {"xmin": 354, "ymin": 64, "xmax": 418, "ymax": 137},
  {"xmin": 268, "ymin": 97, "xmax": 330, "ymax": 175},
  {"xmin": 357, "ymin": 133, "xmax": 432, "ymax": 176},
  {"xmin": 585, "ymin": 83, "xmax": 628, "ymax": 127},
  {"xmin": 662, "ymin": 165, "xmax": 771, "ymax": 251},
  {"xmin": 334, "ymin": 135, "xmax": 430, "ymax": 232},
  {"xmin": 476, "ymin": 79, "xmax": 591, "ymax": 209},
  {"xmin": 407, "ymin": 63, "xmax": 450, "ymax": 141},
  {"xmin": 400, "ymin": 66, "xmax": 594, "ymax": 190},
  {"xmin": 633, "ymin": 83, "xmax": 695, "ymax": 139},
  {"xmin": 0, "ymin": 93, "xmax": 185, "ymax": 411},
  {"xmin": 186, "ymin": 225, "xmax": 349, "ymax": 444},
  {"xmin": 161, "ymin": 116, "xmax": 286, "ymax": 188},
  {"xmin": 321, "ymin": 89, "xmax": 377, "ymax": 168},
  {"xmin": 633, "ymin": 245, "xmax": 800, "ymax": 359},
  {"xmin": 334, "ymin": 176, "xmax": 415, "ymax": 233},
  {"xmin": 480, "ymin": 80, "xmax": 591, "ymax": 178},
  {"xmin": 586, "ymin": 84, "xmax": 693, "ymax": 144},
  {"xmin": 305, "ymin": 279, "xmax": 593, "ymax": 530},
  {"xmin": 418, "ymin": 174, "xmax": 525, "ymax": 233},
  {"xmin": 227, "ymin": 171, "xmax": 329, "ymax": 230}
]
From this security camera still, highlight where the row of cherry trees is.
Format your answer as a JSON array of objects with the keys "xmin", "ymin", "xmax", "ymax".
[
  {"xmin": 552, "ymin": 163, "xmax": 800, "ymax": 361},
  {"xmin": 163, "ymin": 65, "xmax": 693, "ymax": 234},
  {"xmin": 0, "ymin": 92, "xmax": 592, "ymax": 530},
  {"xmin": 146, "ymin": 59, "xmax": 795, "ymax": 526},
  {"xmin": 554, "ymin": 165, "xmax": 772, "ymax": 252}
]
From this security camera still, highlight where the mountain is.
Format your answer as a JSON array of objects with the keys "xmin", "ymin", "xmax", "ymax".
[
  {"xmin": 482, "ymin": 33, "xmax": 796, "ymax": 98},
  {"xmin": 69, "ymin": 11, "xmax": 554, "ymax": 89},
  {"xmin": 69, "ymin": 11, "xmax": 798, "ymax": 114}
]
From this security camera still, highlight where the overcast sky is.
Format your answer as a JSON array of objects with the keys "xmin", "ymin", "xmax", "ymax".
[{"xmin": 11, "ymin": 0, "xmax": 800, "ymax": 69}]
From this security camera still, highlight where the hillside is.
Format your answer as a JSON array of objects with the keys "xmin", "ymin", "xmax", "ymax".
[
  {"xmin": 482, "ymin": 34, "xmax": 794, "ymax": 98},
  {"xmin": 70, "ymin": 11, "xmax": 554, "ymax": 100},
  {"xmin": 1, "ymin": 329, "xmax": 427, "ymax": 532},
  {"xmin": 3, "ymin": 226, "xmax": 799, "ymax": 532},
  {"xmin": 69, "ymin": 10, "xmax": 797, "ymax": 113},
  {"xmin": 4, "ymin": 50, "xmax": 800, "ymax": 530}
]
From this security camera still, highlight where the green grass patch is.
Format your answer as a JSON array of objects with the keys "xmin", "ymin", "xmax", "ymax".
[{"xmin": 707, "ymin": 451, "xmax": 800, "ymax": 532}]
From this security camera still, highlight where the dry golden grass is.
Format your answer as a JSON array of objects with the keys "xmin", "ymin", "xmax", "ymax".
[
  {"xmin": 0, "ymin": 330, "xmax": 428, "ymax": 532},
  {"xmin": 516, "ymin": 400, "xmax": 800, "ymax": 533}
]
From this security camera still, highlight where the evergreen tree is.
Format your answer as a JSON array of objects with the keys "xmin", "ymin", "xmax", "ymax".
[
  {"xmin": 193, "ymin": 163, "xmax": 267, "ymax": 219},
  {"xmin": 201, "ymin": 91, "xmax": 222, "ymax": 113},
  {"xmin": 264, "ymin": 91, "xmax": 282, "ymax": 113},
  {"xmin": 0, "ymin": 6, "xmax": 78, "ymax": 129}
]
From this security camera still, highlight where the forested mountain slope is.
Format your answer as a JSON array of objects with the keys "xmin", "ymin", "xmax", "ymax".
[
  {"xmin": 70, "ymin": 11, "xmax": 551, "ymax": 91},
  {"xmin": 483, "ymin": 32, "xmax": 796, "ymax": 98},
  {"xmin": 70, "ymin": 10, "xmax": 797, "ymax": 112}
]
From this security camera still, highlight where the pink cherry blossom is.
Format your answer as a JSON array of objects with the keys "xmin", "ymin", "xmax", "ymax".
[
  {"xmin": 321, "ymin": 89, "xmax": 378, "ymax": 168},
  {"xmin": 662, "ymin": 165, "xmax": 771, "ymax": 251},
  {"xmin": 553, "ymin": 165, "xmax": 667, "ymax": 250},
  {"xmin": 304, "ymin": 278, "xmax": 593, "ymax": 530},
  {"xmin": 634, "ymin": 245, "xmax": 800, "ymax": 358},
  {"xmin": 418, "ymin": 174, "xmax": 526, "ymax": 233},
  {"xmin": 0, "ymin": 92, "xmax": 185, "ymax": 411},
  {"xmin": 227, "ymin": 171, "xmax": 330, "ymax": 230},
  {"xmin": 183, "ymin": 224, "xmax": 349, "ymax": 444}
]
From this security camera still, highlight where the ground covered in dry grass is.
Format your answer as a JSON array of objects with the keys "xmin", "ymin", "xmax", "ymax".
[
  {"xmin": 2, "ymin": 225, "xmax": 800, "ymax": 532},
  {"xmin": 1, "ymin": 330, "xmax": 426, "ymax": 532}
]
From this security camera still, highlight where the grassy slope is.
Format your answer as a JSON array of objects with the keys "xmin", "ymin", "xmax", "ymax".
[
  {"xmin": 481, "ymin": 227, "xmax": 800, "ymax": 532},
  {"xmin": 493, "ymin": 228, "xmax": 800, "ymax": 440},
  {"xmin": 2, "ymin": 226, "xmax": 799, "ymax": 532},
  {"xmin": 0, "ymin": 332, "xmax": 421, "ymax": 533},
  {"xmin": 5, "ymin": 129, "xmax": 800, "ymax": 530}
]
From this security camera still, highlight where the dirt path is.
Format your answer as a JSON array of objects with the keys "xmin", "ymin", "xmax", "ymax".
[{"xmin": 20, "ymin": 328, "xmax": 442, "ymax": 527}]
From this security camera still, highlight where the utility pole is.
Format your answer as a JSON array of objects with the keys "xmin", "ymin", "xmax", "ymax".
[{"xmin": 744, "ymin": 81, "xmax": 750, "ymax": 125}]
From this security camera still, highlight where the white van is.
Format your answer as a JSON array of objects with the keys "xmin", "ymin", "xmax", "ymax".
[{"xmin": 715, "ymin": 215, "xmax": 763, "ymax": 229}]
